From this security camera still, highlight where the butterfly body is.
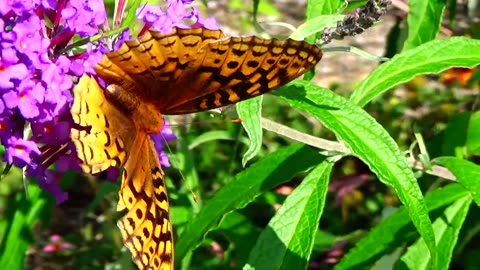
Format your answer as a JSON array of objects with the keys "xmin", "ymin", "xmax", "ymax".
[
  {"xmin": 71, "ymin": 27, "xmax": 322, "ymax": 270},
  {"xmin": 105, "ymin": 84, "xmax": 164, "ymax": 134}
]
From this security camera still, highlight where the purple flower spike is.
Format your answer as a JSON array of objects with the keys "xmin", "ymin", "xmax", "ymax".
[
  {"xmin": 34, "ymin": 169, "xmax": 69, "ymax": 204},
  {"xmin": 136, "ymin": 5, "xmax": 164, "ymax": 24},
  {"xmin": 135, "ymin": 5, "xmax": 171, "ymax": 34},
  {"xmin": 191, "ymin": 8, "xmax": 219, "ymax": 30},
  {"xmin": 150, "ymin": 118, "xmax": 176, "ymax": 168},
  {"xmin": 0, "ymin": 0, "xmax": 37, "ymax": 16},
  {"xmin": 39, "ymin": 57, "xmax": 73, "ymax": 121},
  {"xmin": 112, "ymin": 28, "xmax": 131, "ymax": 51},
  {"xmin": 2, "ymin": 47, "xmax": 19, "ymax": 64},
  {"xmin": 0, "ymin": 63, "xmax": 29, "ymax": 89},
  {"xmin": 5, "ymin": 136, "xmax": 41, "ymax": 167},
  {"xmin": 0, "ymin": 116, "xmax": 18, "ymax": 142},
  {"xmin": 12, "ymin": 15, "xmax": 42, "ymax": 52},
  {"xmin": 80, "ymin": 43, "xmax": 105, "ymax": 74},
  {"xmin": 136, "ymin": 1, "xmax": 218, "ymax": 33},
  {"xmin": 41, "ymin": 0, "xmax": 58, "ymax": 10},
  {"xmin": 3, "ymin": 80, "xmax": 45, "ymax": 119},
  {"xmin": 167, "ymin": 0, "xmax": 188, "ymax": 22},
  {"xmin": 161, "ymin": 119, "xmax": 177, "ymax": 142},
  {"xmin": 62, "ymin": 0, "xmax": 106, "ymax": 37},
  {"xmin": 0, "ymin": 99, "xmax": 5, "ymax": 115},
  {"xmin": 0, "ymin": 0, "xmax": 107, "ymax": 201},
  {"xmin": 154, "ymin": 17, "xmax": 173, "ymax": 34},
  {"xmin": 0, "ymin": 0, "xmax": 217, "ymax": 204},
  {"xmin": 32, "ymin": 120, "xmax": 71, "ymax": 145}
]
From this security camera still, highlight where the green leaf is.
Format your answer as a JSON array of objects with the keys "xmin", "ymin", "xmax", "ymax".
[
  {"xmin": 434, "ymin": 157, "xmax": 480, "ymax": 207},
  {"xmin": 312, "ymin": 230, "xmax": 338, "ymax": 253},
  {"xmin": 175, "ymin": 144, "xmax": 325, "ymax": 262},
  {"xmin": 434, "ymin": 197, "xmax": 471, "ymax": 270},
  {"xmin": 217, "ymin": 211, "xmax": 262, "ymax": 266},
  {"xmin": 245, "ymin": 161, "xmax": 332, "ymax": 270},
  {"xmin": 255, "ymin": 0, "xmax": 280, "ymax": 16},
  {"xmin": 289, "ymin": 15, "xmax": 344, "ymax": 40},
  {"xmin": 252, "ymin": 0, "xmax": 259, "ymax": 20},
  {"xmin": 467, "ymin": 111, "xmax": 480, "ymax": 155},
  {"xmin": 174, "ymin": 129, "xmax": 202, "ymax": 210},
  {"xmin": 237, "ymin": 96, "xmax": 263, "ymax": 166},
  {"xmin": 351, "ymin": 37, "xmax": 480, "ymax": 107},
  {"xmin": 306, "ymin": 0, "xmax": 345, "ymax": 19},
  {"xmin": 399, "ymin": 195, "xmax": 471, "ymax": 270},
  {"xmin": 335, "ymin": 184, "xmax": 469, "ymax": 269},
  {"xmin": 275, "ymin": 81, "xmax": 436, "ymax": 267},
  {"xmin": 171, "ymin": 205, "xmax": 194, "ymax": 227},
  {"xmin": 303, "ymin": 0, "xmax": 345, "ymax": 80},
  {"xmin": 85, "ymin": 181, "xmax": 118, "ymax": 213},
  {"xmin": 188, "ymin": 130, "xmax": 250, "ymax": 150},
  {"xmin": 442, "ymin": 112, "xmax": 470, "ymax": 157},
  {"xmin": 403, "ymin": 0, "xmax": 447, "ymax": 50},
  {"xmin": 120, "ymin": 0, "xmax": 143, "ymax": 33},
  {"xmin": 0, "ymin": 183, "xmax": 54, "ymax": 268}
]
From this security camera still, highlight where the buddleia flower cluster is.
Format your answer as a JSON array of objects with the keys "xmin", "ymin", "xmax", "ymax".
[
  {"xmin": 321, "ymin": 0, "xmax": 391, "ymax": 44},
  {"xmin": 0, "ymin": 0, "xmax": 217, "ymax": 203}
]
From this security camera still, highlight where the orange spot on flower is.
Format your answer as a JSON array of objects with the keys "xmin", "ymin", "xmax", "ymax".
[
  {"xmin": 44, "ymin": 123, "xmax": 53, "ymax": 133},
  {"xmin": 14, "ymin": 145, "xmax": 26, "ymax": 153}
]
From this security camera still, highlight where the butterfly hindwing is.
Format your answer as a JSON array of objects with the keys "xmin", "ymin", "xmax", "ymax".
[
  {"xmin": 71, "ymin": 74, "xmax": 173, "ymax": 270},
  {"xmin": 118, "ymin": 137, "xmax": 173, "ymax": 270}
]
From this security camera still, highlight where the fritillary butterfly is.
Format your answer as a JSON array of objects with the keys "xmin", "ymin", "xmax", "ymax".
[{"xmin": 71, "ymin": 27, "xmax": 322, "ymax": 270}]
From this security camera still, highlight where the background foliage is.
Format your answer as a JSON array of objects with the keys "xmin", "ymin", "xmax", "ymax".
[{"xmin": 1, "ymin": 0, "xmax": 480, "ymax": 269}]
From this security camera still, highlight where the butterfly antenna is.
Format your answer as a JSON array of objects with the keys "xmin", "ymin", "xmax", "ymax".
[{"xmin": 160, "ymin": 122, "xmax": 199, "ymax": 204}]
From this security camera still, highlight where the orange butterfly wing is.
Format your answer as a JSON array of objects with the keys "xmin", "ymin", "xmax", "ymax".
[
  {"xmin": 94, "ymin": 27, "xmax": 322, "ymax": 114},
  {"xmin": 71, "ymin": 75, "xmax": 173, "ymax": 269}
]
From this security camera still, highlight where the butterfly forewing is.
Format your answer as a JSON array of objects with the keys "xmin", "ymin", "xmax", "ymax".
[
  {"xmin": 94, "ymin": 27, "xmax": 322, "ymax": 114},
  {"xmin": 94, "ymin": 28, "xmax": 225, "ymax": 99},
  {"xmin": 163, "ymin": 36, "xmax": 322, "ymax": 113}
]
